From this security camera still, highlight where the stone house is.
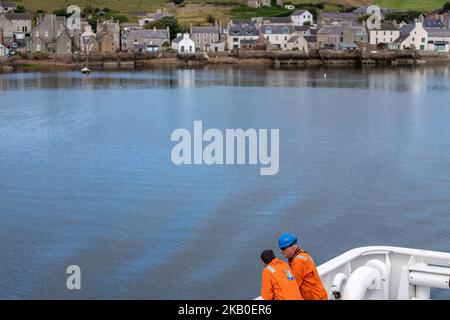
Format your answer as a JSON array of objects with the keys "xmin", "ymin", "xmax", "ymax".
[
  {"xmin": 317, "ymin": 25, "xmax": 342, "ymax": 49},
  {"xmin": 123, "ymin": 27, "xmax": 170, "ymax": 53},
  {"xmin": 0, "ymin": 12, "xmax": 31, "ymax": 47},
  {"xmin": 96, "ymin": 20, "xmax": 120, "ymax": 53},
  {"xmin": 340, "ymin": 21, "xmax": 368, "ymax": 47},
  {"xmin": 55, "ymin": 30, "xmax": 72, "ymax": 54},
  {"xmin": 31, "ymin": 14, "xmax": 68, "ymax": 53},
  {"xmin": 286, "ymin": 34, "xmax": 309, "ymax": 52},
  {"xmin": 190, "ymin": 24, "xmax": 220, "ymax": 51}
]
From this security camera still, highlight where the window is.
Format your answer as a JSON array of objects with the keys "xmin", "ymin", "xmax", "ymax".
[
  {"xmin": 233, "ymin": 37, "xmax": 238, "ymax": 42},
  {"xmin": 181, "ymin": 45, "xmax": 185, "ymax": 52},
  {"xmin": 189, "ymin": 46, "xmax": 192, "ymax": 52},
  {"xmin": 422, "ymin": 38, "xmax": 426, "ymax": 43}
]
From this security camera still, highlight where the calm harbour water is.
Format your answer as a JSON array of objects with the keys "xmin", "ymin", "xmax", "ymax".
[{"xmin": 0, "ymin": 66, "xmax": 449, "ymax": 299}]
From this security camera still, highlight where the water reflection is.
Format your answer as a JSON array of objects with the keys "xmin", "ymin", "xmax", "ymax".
[{"xmin": 0, "ymin": 66, "xmax": 449, "ymax": 92}]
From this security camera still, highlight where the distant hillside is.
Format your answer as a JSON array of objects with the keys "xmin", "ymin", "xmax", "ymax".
[{"xmin": 10, "ymin": 0, "xmax": 449, "ymax": 26}]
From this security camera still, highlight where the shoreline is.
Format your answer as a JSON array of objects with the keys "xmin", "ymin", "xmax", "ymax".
[{"xmin": 1, "ymin": 50, "xmax": 449, "ymax": 73}]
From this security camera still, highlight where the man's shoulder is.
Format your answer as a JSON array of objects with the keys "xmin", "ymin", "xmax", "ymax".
[{"xmin": 290, "ymin": 252, "xmax": 309, "ymax": 265}]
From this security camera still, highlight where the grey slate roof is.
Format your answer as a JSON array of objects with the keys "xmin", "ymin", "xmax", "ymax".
[
  {"xmin": 129, "ymin": 29, "xmax": 169, "ymax": 40},
  {"xmin": 228, "ymin": 25, "xmax": 259, "ymax": 36},
  {"xmin": 318, "ymin": 25, "xmax": 342, "ymax": 35},
  {"xmin": 172, "ymin": 36, "xmax": 183, "ymax": 43},
  {"xmin": 287, "ymin": 35, "xmax": 300, "ymax": 43},
  {"xmin": 191, "ymin": 26, "xmax": 218, "ymax": 34},
  {"xmin": 304, "ymin": 35, "xmax": 316, "ymax": 43},
  {"xmin": 423, "ymin": 17, "xmax": 444, "ymax": 28},
  {"xmin": 426, "ymin": 28, "xmax": 450, "ymax": 37},
  {"xmin": 260, "ymin": 24, "xmax": 293, "ymax": 34},
  {"xmin": 372, "ymin": 23, "xmax": 399, "ymax": 31},
  {"xmin": 0, "ymin": 2, "xmax": 16, "ymax": 8},
  {"xmin": 4, "ymin": 12, "xmax": 31, "ymax": 20},
  {"xmin": 394, "ymin": 24, "xmax": 414, "ymax": 43}
]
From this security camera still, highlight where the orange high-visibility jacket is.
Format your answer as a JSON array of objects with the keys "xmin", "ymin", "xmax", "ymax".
[
  {"xmin": 288, "ymin": 249, "xmax": 328, "ymax": 300},
  {"xmin": 261, "ymin": 258, "xmax": 302, "ymax": 300}
]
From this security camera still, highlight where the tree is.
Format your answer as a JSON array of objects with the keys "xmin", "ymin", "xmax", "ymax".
[
  {"xmin": 385, "ymin": 11, "xmax": 421, "ymax": 24},
  {"xmin": 444, "ymin": 2, "xmax": 450, "ymax": 12},
  {"xmin": 206, "ymin": 14, "xmax": 215, "ymax": 24},
  {"xmin": 15, "ymin": 5, "xmax": 26, "ymax": 13},
  {"xmin": 111, "ymin": 14, "xmax": 129, "ymax": 23},
  {"xmin": 53, "ymin": 8, "xmax": 71, "ymax": 17},
  {"xmin": 145, "ymin": 16, "xmax": 185, "ymax": 40},
  {"xmin": 88, "ymin": 18, "xmax": 98, "ymax": 31}
]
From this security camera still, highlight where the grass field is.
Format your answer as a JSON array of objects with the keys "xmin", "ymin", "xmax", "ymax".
[
  {"xmin": 11, "ymin": 0, "xmax": 450, "ymax": 24},
  {"xmin": 374, "ymin": 0, "xmax": 447, "ymax": 11},
  {"xmin": 14, "ymin": 0, "xmax": 167, "ymax": 14}
]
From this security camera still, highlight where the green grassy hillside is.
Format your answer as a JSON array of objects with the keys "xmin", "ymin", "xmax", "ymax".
[{"xmin": 10, "ymin": 0, "xmax": 449, "ymax": 26}]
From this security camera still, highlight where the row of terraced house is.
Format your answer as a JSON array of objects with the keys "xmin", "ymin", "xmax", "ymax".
[{"xmin": 2, "ymin": 4, "xmax": 450, "ymax": 57}]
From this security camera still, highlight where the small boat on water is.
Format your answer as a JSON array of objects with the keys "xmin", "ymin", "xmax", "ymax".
[
  {"xmin": 256, "ymin": 246, "xmax": 450, "ymax": 300},
  {"xmin": 81, "ymin": 67, "xmax": 91, "ymax": 74}
]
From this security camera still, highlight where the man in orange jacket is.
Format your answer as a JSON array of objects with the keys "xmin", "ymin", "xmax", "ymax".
[
  {"xmin": 278, "ymin": 233, "xmax": 328, "ymax": 300},
  {"xmin": 260, "ymin": 249, "xmax": 302, "ymax": 300}
]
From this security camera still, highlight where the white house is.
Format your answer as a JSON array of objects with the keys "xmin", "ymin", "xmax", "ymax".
[
  {"xmin": 0, "ymin": 43, "xmax": 9, "ymax": 56},
  {"xmin": 369, "ymin": 23, "xmax": 400, "ymax": 45},
  {"xmin": 392, "ymin": 22, "xmax": 428, "ymax": 51},
  {"xmin": 426, "ymin": 28, "xmax": 450, "ymax": 52},
  {"xmin": 291, "ymin": 10, "xmax": 314, "ymax": 26},
  {"xmin": 261, "ymin": 24, "xmax": 294, "ymax": 50},
  {"xmin": 172, "ymin": 33, "xmax": 195, "ymax": 53}
]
